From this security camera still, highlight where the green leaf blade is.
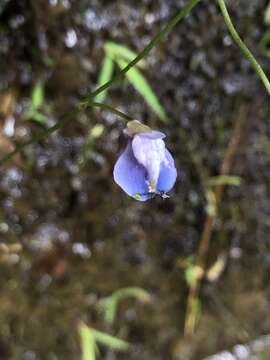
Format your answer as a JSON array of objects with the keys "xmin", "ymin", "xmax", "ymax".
[
  {"xmin": 32, "ymin": 81, "xmax": 44, "ymax": 110},
  {"xmin": 265, "ymin": 1, "xmax": 270, "ymax": 25},
  {"xmin": 95, "ymin": 55, "xmax": 114, "ymax": 103},
  {"xmin": 79, "ymin": 323, "xmax": 96, "ymax": 360},
  {"xmin": 105, "ymin": 42, "xmax": 146, "ymax": 68},
  {"xmin": 103, "ymin": 287, "xmax": 151, "ymax": 325},
  {"xmin": 93, "ymin": 329, "xmax": 129, "ymax": 351},
  {"xmin": 208, "ymin": 175, "xmax": 241, "ymax": 188},
  {"xmin": 117, "ymin": 59, "xmax": 168, "ymax": 123}
]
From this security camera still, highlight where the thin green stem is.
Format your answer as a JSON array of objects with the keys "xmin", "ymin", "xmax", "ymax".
[
  {"xmin": 0, "ymin": 103, "xmax": 131, "ymax": 166},
  {"xmin": 79, "ymin": 322, "xmax": 96, "ymax": 360},
  {"xmin": 91, "ymin": 102, "xmax": 134, "ymax": 121},
  {"xmin": 82, "ymin": 0, "xmax": 202, "ymax": 106},
  {"xmin": 0, "ymin": 0, "xmax": 201, "ymax": 167},
  {"xmin": 218, "ymin": 0, "xmax": 270, "ymax": 96}
]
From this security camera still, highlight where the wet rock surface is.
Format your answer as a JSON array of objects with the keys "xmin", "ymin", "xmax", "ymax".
[{"xmin": 204, "ymin": 334, "xmax": 270, "ymax": 360}]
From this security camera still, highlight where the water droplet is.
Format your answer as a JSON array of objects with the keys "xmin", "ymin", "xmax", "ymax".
[
  {"xmin": 3, "ymin": 116, "xmax": 15, "ymax": 137},
  {"xmin": 65, "ymin": 29, "xmax": 77, "ymax": 48},
  {"xmin": 72, "ymin": 243, "xmax": 91, "ymax": 259}
]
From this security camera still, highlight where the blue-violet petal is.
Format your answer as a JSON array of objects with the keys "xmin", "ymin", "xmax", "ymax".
[{"xmin": 113, "ymin": 142, "xmax": 152, "ymax": 201}]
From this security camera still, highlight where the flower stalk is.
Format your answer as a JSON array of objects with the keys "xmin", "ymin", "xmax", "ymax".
[
  {"xmin": 0, "ymin": 0, "xmax": 202, "ymax": 166},
  {"xmin": 82, "ymin": 0, "xmax": 202, "ymax": 106},
  {"xmin": 217, "ymin": 0, "xmax": 270, "ymax": 96}
]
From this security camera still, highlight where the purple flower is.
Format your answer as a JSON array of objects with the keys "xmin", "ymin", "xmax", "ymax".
[{"xmin": 113, "ymin": 120, "xmax": 177, "ymax": 201}]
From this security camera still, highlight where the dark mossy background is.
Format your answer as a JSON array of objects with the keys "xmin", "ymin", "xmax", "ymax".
[{"xmin": 1, "ymin": 0, "xmax": 270, "ymax": 359}]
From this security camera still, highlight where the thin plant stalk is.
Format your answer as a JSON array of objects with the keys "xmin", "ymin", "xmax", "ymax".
[
  {"xmin": 90, "ymin": 102, "xmax": 134, "ymax": 121},
  {"xmin": 184, "ymin": 107, "xmax": 247, "ymax": 337},
  {"xmin": 0, "ymin": 0, "xmax": 202, "ymax": 166},
  {"xmin": 184, "ymin": 0, "xmax": 270, "ymax": 337},
  {"xmin": 218, "ymin": 0, "xmax": 270, "ymax": 96},
  {"xmin": 79, "ymin": 323, "xmax": 96, "ymax": 360},
  {"xmin": 81, "ymin": 0, "xmax": 202, "ymax": 106}
]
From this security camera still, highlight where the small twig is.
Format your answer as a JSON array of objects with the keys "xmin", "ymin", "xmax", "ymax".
[{"xmin": 184, "ymin": 106, "xmax": 248, "ymax": 337}]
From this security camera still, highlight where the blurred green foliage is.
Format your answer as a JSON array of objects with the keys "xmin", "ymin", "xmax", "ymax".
[
  {"xmin": 184, "ymin": 256, "xmax": 197, "ymax": 287},
  {"xmin": 95, "ymin": 41, "xmax": 168, "ymax": 122},
  {"xmin": 265, "ymin": 1, "xmax": 270, "ymax": 25},
  {"xmin": 79, "ymin": 124, "xmax": 105, "ymax": 167},
  {"xmin": 24, "ymin": 81, "xmax": 48, "ymax": 124},
  {"xmin": 79, "ymin": 322, "xmax": 129, "ymax": 360},
  {"xmin": 101, "ymin": 287, "xmax": 151, "ymax": 325},
  {"xmin": 206, "ymin": 175, "xmax": 241, "ymax": 216},
  {"xmin": 207, "ymin": 175, "xmax": 241, "ymax": 188},
  {"xmin": 260, "ymin": 1, "xmax": 270, "ymax": 54},
  {"xmin": 95, "ymin": 56, "xmax": 114, "ymax": 104},
  {"xmin": 79, "ymin": 287, "xmax": 150, "ymax": 359}
]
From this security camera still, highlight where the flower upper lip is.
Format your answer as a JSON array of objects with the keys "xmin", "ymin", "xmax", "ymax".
[{"xmin": 132, "ymin": 133, "xmax": 168, "ymax": 192}]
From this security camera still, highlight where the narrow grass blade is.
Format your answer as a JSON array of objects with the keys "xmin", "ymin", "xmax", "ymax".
[
  {"xmin": 30, "ymin": 110, "xmax": 47, "ymax": 124},
  {"xmin": 103, "ymin": 287, "xmax": 151, "ymax": 325},
  {"xmin": 32, "ymin": 81, "xmax": 44, "ymax": 110},
  {"xmin": 208, "ymin": 175, "xmax": 241, "ymax": 187},
  {"xmin": 24, "ymin": 110, "xmax": 47, "ymax": 125},
  {"xmin": 265, "ymin": 1, "xmax": 270, "ymax": 25},
  {"xmin": 105, "ymin": 42, "xmax": 146, "ymax": 68},
  {"xmin": 117, "ymin": 58, "xmax": 168, "ymax": 122},
  {"xmin": 259, "ymin": 29, "xmax": 270, "ymax": 51},
  {"xmin": 93, "ymin": 329, "xmax": 129, "ymax": 351},
  {"xmin": 79, "ymin": 323, "xmax": 96, "ymax": 360},
  {"xmin": 95, "ymin": 55, "xmax": 114, "ymax": 103}
]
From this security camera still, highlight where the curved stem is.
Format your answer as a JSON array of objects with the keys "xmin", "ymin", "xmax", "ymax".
[
  {"xmin": 91, "ymin": 102, "xmax": 134, "ymax": 121},
  {"xmin": 218, "ymin": 0, "xmax": 270, "ymax": 96},
  {"xmin": 0, "ymin": 0, "xmax": 202, "ymax": 166},
  {"xmin": 82, "ymin": 0, "xmax": 202, "ymax": 106}
]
